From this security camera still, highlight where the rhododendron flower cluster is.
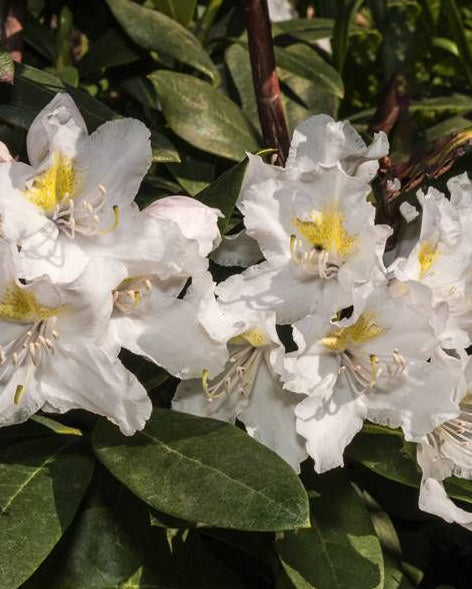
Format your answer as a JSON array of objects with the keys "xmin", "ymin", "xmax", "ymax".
[{"xmin": 2, "ymin": 94, "xmax": 472, "ymax": 531}]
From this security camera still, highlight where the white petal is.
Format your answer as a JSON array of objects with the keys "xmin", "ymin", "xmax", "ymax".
[
  {"xmin": 145, "ymin": 195, "xmax": 222, "ymax": 256},
  {"xmin": 211, "ymin": 230, "xmax": 263, "ymax": 268},
  {"xmin": 419, "ymin": 478, "xmax": 472, "ymax": 530},
  {"xmin": 0, "ymin": 142, "xmax": 13, "ymax": 163},
  {"xmin": 17, "ymin": 225, "xmax": 89, "ymax": 283},
  {"xmin": 27, "ymin": 93, "xmax": 88, "ymax": 167},
  {"xmin": 239, "ymin": 178, "xmax": 294, "ymax": 260},
  {"xmin": 286, "ymin": 115, "xmax": 388, "ymax": 180},
  {"xmin": 366, "ymin": 359, "xmax": 461, "ymax": 441},
  {"xmin": 112, "ymin": 273, "xmax": 230, "ymax": 379},
  {"xmin": 268, "ymin": 0, "xmax": 296, "ymax": 21},
  {"xmin": 216, "ymin": 260, "xmax": 324, "ymax": 324},
  {"xmin": 0, "ymin": 162, "xmax": 49, "ymax": 241},
  {"xmin": 56, "ymin": 257, "xmax": 127, "ymax": 347},
  {"xmin": 39, "ymin": 343, "xmax": 152, "ymax": 435},
  {"xmin": 295, "ymin": 372, "xmax": 367, "ymax": 473},
  {"xmin": 172, "ymin": 378, "xmax": 243, "ymax": 424},
  {"xmin": 77, "ymin": 118, "xmax": 151, "ymax": 209},
  {"xmin": 239, "ymin": 356, "xmax": 307, "ymax": 472}
]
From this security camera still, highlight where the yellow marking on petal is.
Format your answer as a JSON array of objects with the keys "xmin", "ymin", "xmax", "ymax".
[
  {"xmin": 370, "ymin": 354, "xmax": 378, "ymax": 385},
  {"xmin": 418, "ymin": 240, "xmax": 438, "ymax": 278},
  {"xmin": 25, "ymin": 152, "xmax": 76, "ymax": 213},
  {"xmin": 230, "ymin": 327, "xmax": 271, "ymax": 348},
  {"xmin": 320, "ymin": 313, "xmax": 385, "ymax": 353},
  {"xmin": 0, "ymin": 283, "xmax": 62, "ymax": 324},
  {"xmin": 14, "ymin": 385, "xmax": 24, "ymax": 405},
  {"xmin": 292, "ymin": 207, "xmax": 355, "ymax": 256}
]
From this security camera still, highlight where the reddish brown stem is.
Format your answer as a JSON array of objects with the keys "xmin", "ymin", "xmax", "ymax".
[
  {"xmin": 2, "ymin": 0, "xmax": 26, "ymax": 63},
  {"xmin": 244, "ymin": 0, "xmax": 291, "ymax": 166}
]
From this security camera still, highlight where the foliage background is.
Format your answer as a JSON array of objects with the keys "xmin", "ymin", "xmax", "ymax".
[{"xmin": 1, "ymin": 0, "xmax": 472, "ymax": 587}]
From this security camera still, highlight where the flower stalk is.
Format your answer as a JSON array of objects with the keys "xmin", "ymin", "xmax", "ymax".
[{"xmin": 244, "ymin": 0, "xmax": 290, "ymax": 165}]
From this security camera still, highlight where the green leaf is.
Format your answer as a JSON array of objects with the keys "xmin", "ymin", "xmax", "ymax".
[
  {"xmin": 272, "ymin": 18, "xmax": 334, "ymax": 43},
  {"xmin": 443, "ymin": 0, "xmax": 472, "ymax": 89},
  {"xmin": 332, "ymin": 0, "xmax": 364, "ymax": 73},
  {"xmin": 197, "ymin": 157, "xmax": 248, "ymax": 233},
  {"xmin": 152, "ymin": 0, "xmax": 197, "ymax": 28},
  {"xmin": 78, "ymin": 29, "xmax": 142, "ymax": 76},
  {"xmin": 0, "ymin": 63, "xmax": 179, "ymax": 163},
  {"xmin": 0, "ymin": 48, "xmax": 14, "ymax": 84},
  {"xmin": 167, "ymin": 151, "xmax": 215, "ymax": 195},
  {"xmin": 347, "ymin": 430, "xmax": 472, "ymax": 508},
  {"xmin": 44, "ymin": 490, "xmax": 145, "ymax": 588},
  {"xmin": 273, "ymin": 44, "xmax": 344, "ymax": 99},
  {"xmin": 0, "ymin": 436, "xmax": 94, "ymax": 589},
  {"xmin": 275, "ymin": 471, "xmax": 384, "ymax": 589},
  {"xmin": 92, "ymin": 408, "xmax": 309, "ymax": 531},
  {"xmin": 104, "ymin": 0, "xmax": 219, "ymax": 84},
  {"xmin": 149, "ymin": 70, "xmax": 259, "ymax": 161}
]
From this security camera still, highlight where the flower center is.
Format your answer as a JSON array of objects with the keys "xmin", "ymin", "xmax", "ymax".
[
  {"xmin": 25, "ymin": 152, "xmax": 76, "ymax": 213},
  {"xmin": 24, "ymin": 152, "xmax": 119, "ymax": 238},
  {"xmin": 320, "ymin": 312, "xmax": 385, "ymax": 353},
  {"xmin": 113, "ymin": 276, "xmax": 153, "ymax": 314},
  {"xmin": 418, "ymin": 240, "xmax": 438, "ymax": 278},
  {"xmin": 433, "ymin": 395, "xmax": 472, "ymax": 457},
  {"xmin": 338, "ymin": 349, "xmax": 406, "ymax": 394},
  {"xmin": 290, "ymin": 208, "xmax": 354, "ymax": 278},
  {"xmin": 201, "ymin": 328, "xmax": 272, "ymax": 406},
  {"xmin": 0, "ymin": 283, "xmax": 61, "ymax": 324},
  {"xmin": 0, "ymin": 283, "xmax": 62, "ymax": 403}
]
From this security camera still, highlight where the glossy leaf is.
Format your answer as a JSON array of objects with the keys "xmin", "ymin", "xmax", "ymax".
[
  {"xmin": 274, "ymin": 44, "xmax": 344, "ymax": 99},
  {"xmin": 0, "ymin": 436, "xmax": 94, "ymax": 589},
  {"xmin": 275, "ymin": 471, "xmax": 384, "ymax": 589},
  {"xmin": 152, "ymin": 0, "xmax": 197, "ymax": 28},
  {"xmin": 44, "ymin": 491, "xmax": 145, "ymax": 588},
  {"xmin": 78, "ymin": 29, "xmax": 142, "ymax": 76},
  {"xmin": 347, "ymin": 431, "xmax": 472, "ymax": 507},
  {"xmin": 92, "ymin": 408, "xmax": 310, "ymax": 531},
  {"xmin": 197, "ymin": 157, "xmax": 248, "ymax": 233},
  {"xmin": 105, "ymin": 0, "xmax": 219, "ymax": 84},
  {"xmin": 149, "ymin": 70, "xmax": 259, "ymax": 161}
]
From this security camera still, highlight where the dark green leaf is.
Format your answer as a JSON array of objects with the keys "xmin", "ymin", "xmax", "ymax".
[
  {"xmin": 332, "ymin": 0, "xmax": 364, "ymax": 73},
  {"xmin": 443, "ymin": 0, "xmax": 472, "ymax": 89},
  {"xmin": 104, "ymin": 0, "xmax": 219, "ymax": 84},
  {"xmin": 0, "ymin": 436, "xmax": 94, "ymax": 589},
  {"xmin": 149, "ymin": 70, "xmax": 259, "ymax": 161},
  {"xmin": 167, "ymin": 152, "xmax": 215, "ymax": 195},
  {"xmin": 197, "ymin": 157, "xmax": 248, "ymax": 233},
  {"xmin": 92, "ymin": 408, "xmax": 310, "ymax": 531},
  {"xmin": 275, "ymin": 471, "xmax": 384, "ymax": 589},
  {"xmin": 152, "ymin": 0, "xmax": 197, "ymax": 28},
  {"xmin": 44, "ymin": 490, "xmax": 145, "ymax": 588},
  {"xmin": 78, "ymin": 29, "xmax": 142, "ymax": 76},
  {"xmin": 274, "ymin": 44, "xmax": 344, "ymax": 99}
]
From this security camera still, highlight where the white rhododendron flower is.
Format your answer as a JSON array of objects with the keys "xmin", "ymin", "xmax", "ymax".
[
  {"xmin": 110, "ymin": 270, "xmax": 230, "ymax": 380},
  {"xmin": 392, "ymin": 181, "xmax": 472, "ymax": 348},
  {"xmin": 0, "ymin": 242, "xmax": 151, "ymax": 434},
  {"xmin": 173, "ymin": 305, "xmax": 307, "ymax": 471},
  {"xmin": 417, "ymin": 357, "xmax": 472, "ymax": 529},
  {"xmin": 108, "ymin": 196, "xmax": 230, "ymax": 379},
  {"xmin": 281, "ymin": 282, "xmax": 463, "ymax": 473},
  {"xmin": 218, "ymin": 161, "xmax": 391, "ymax": 324},
  {"xmin": 285, "ymin": 115, "xmax": 389, "ymax": 181},
  {"xmin": 0, "ymin": 93, "xmax": 152, "ymax": 282}
]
